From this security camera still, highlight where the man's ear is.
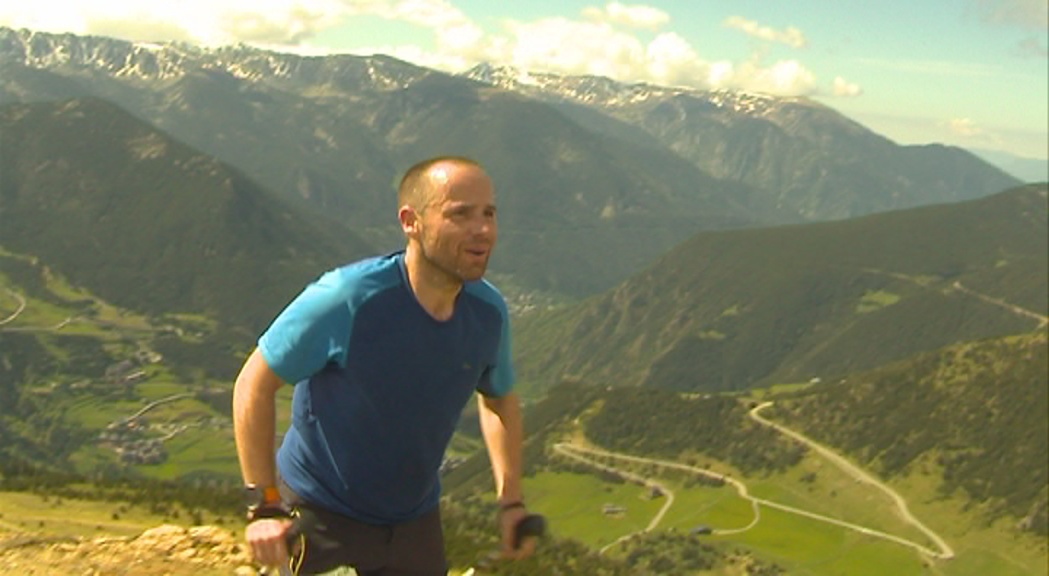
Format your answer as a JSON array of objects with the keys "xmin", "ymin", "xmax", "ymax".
[{"xmin": 399, "ymin": 205, "xmax": 418, "ymax": 236}]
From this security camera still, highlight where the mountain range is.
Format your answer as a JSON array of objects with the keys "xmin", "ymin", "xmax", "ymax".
[
  {"xmin": 0, "ymin": 26, "xmax": 1046, "ymax": 574},
  {"xmin": 514, "ymin": 184, "xmax": 1047, "ymax": 394},
  {"xmin": 464, "ymin": 63, "xmax": 1027, "ymax": 219},
  {"xmin": 0, "ymin": 26, "xmax": 1023, "ymax": 300}
]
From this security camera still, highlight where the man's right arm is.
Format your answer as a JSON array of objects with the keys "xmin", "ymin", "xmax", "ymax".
[
  {"xmin": 233, "ymin": 347, "xmax": 291, "ymax": 567},
  {"xmin": 233, "ymin": 347, "xmax": 284, "ymax": 489}
]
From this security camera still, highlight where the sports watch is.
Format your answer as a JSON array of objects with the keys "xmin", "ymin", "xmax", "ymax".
[{"xmin": 243, "ymin": 484, "xmax": 288, "ymax": 522}]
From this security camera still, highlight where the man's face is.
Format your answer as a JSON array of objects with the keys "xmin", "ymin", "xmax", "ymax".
[{"xmin": 413, "ymin": 164, "xmax": 498, "ymax": 283}]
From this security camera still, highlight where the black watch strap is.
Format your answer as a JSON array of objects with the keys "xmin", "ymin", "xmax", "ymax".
[{"xmin": 247, "ymin": 503, "xmax": 292, "ymax": 523}]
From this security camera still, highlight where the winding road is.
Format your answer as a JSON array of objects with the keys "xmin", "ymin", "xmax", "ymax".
[
  {"xmin": 749, "ymin": 402, "xmax": 954, "ymax": 559},
  {"xmin": 553, "ymin": 444, "xmax": 678, "ymax": 554},
  {"xmin": 0, "ymin": 289, "xmax": 27, "ymax": 326},
  {"xmin": 951, "ymin": 281, "xmax": 1048, "ymax": 328},
  {"xmin": 553, "ymin": 401, "xmax": 954, "ymax": 560}
]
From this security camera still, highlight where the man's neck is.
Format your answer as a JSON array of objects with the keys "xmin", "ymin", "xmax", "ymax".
[{"xmin": 404, "ymin": 246, "xmax": 461, "ymax": 321}]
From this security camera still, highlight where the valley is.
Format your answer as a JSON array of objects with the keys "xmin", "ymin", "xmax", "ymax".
[
  {"xmin": 0, "ymin": 24, "xmax": 1045, "ymax": 575},
  {"xmin": 519, "ymin": 392, "xmax": 1043, "ymax": 575}
]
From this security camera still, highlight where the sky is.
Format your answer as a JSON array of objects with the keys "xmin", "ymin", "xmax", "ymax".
[{"xmin": 2, "ymin": 0, "xmax": 1047, "ymax": 159}]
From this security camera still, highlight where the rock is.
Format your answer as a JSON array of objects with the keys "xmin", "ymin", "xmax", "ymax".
[{"xmin": 0, "ymin": 524, "xmax": 253, "ymax": 575}]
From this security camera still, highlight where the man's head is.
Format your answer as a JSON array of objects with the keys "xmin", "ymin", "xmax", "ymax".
[{"xmin": 398, "ymin": 156, "xmax": 498, "ymax": 284}]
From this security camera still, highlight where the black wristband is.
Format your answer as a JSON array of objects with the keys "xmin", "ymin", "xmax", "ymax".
[
  {"xmin": 246, "ymin": 503, "xmax": 292, "ymax": 523},
  {"xmin": 499, "ymin": 501, "xmax": 526, "ymax": 512}
]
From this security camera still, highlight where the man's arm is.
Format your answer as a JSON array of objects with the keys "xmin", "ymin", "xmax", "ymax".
[
  {"xmin": 478, "ymin": 391, "xmax": 535, "ymax": 558},
  {"xmin": 233, "ymin": 347, "xmax": 284, "ymax": 488},
  {"xmin": 233, "ymin": 347, "xmax": 291, "ymax": 567}
]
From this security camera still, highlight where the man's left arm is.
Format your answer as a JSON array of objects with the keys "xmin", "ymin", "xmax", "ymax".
[{"xmin": 478, "ymin": 391, "xmax": 535, "ymax": 559}]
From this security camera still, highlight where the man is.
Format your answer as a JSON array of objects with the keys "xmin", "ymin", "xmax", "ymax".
[{"xmin": 233, "ymin": 156, "xmax": 534, "ymax": 575}]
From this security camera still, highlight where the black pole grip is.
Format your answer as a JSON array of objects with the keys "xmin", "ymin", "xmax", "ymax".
[
  {"xmin": 513, "ymin": 514, "xmax": 547, "ymax": 549},
  {"xmin": 284, "ymin": 510, "xmax": 323, "ymax": 551}
]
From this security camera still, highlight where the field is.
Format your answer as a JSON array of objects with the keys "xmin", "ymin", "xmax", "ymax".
[
  {"xmin": 524, "ymin": 426, "xmax": 1048, "ymax": 576},
  {"xmin": 0, "ymin": 491, "xmax": 237, "ymax": 539}
]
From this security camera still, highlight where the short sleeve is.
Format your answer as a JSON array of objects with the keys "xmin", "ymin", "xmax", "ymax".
[
  {"xmin": 477, "ymin": 294, "xmax": 515, "ymax": 397},
  {"xmin": 258, "ymin": 269, "xmax": 353, "ymax": 384}
]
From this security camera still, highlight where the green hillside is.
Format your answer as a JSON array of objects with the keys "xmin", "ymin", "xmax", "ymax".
[
  {"xmin": 769, "ymin": 330, "xmax": 1048, "ymax": 535},
  {"xmin": 0, "ymin": 97, "xmax": 375, "ymax": 337},
  {"xmin": 445, "ymin": 332, "xmax": 1048, "ymax": 574},
  {"xmin": 514, "ymin": 184, "xmax": 1048, "ymax": 394},
  {"xmin": 0, "ymin": 247, "xmax": 249, "ymax": 475}
]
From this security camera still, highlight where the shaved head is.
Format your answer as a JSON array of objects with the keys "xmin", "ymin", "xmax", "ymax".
[{"xmin": 398, "ymin": 156, "xmax": 483, "ymax": 213}]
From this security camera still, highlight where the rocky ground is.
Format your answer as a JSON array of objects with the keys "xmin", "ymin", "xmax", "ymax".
[{"xmin": 0, "ymin": 524, "xmax": 258, "ymax": 575}]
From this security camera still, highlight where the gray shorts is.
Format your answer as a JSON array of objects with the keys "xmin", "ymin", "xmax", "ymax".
[{"xmin": 281, "ymin": 483, "xmax": 447, "ymax": 576}]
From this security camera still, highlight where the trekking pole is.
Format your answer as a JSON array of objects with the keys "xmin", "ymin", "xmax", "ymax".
[{"xmin": 462, "ymin": 514, "xmax": 547, "ymax": 576}]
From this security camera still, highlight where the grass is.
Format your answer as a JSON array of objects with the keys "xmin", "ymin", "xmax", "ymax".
[
  {"xmin": 658, "ymin": 480, "xmax": 757, "ymax": 532},
  {"xmin": 0, "ymin": 490, "xmax": 237, "ymax": 540},
  {"xmin": 745, "ymin": 381, "xmax": 815, "ymax": 400},
  {"xmin": 541, "ymin": 398, "xmax": 1047, "ymax": 576},
  {"xmin": 746, "ymin": 453, "xmax": 931, "ymax": 546},
  {"xmin": 857, "ymin": 290, "xmax": 901, "ymax": 313},
  {"xmin": 66, "ymin": 394, "xmax": 145, "ymax": 428},
  {"xmin": 887, "ymin": 470, "xmax": 1048, "ymax": 576},
  {"xmin": 143, "ymin": 427, "xmax": 239, "ymax": 481},
  {"xmin": 136, "ymin": 379, "xmax": 193, "ymax": 401},
  {"xmin": 522, "ymin": 460, "xmax": 937, "ymax": 575},
  {"xmin": 523, "ymin": 470, "xmax": 665, "ymax": 548},
  {"xmin": 723, "ymin": 505, "xmax": 929, "ymax": 575}
]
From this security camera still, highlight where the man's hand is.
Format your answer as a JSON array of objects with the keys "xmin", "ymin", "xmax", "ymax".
[
  {"xmin": 246, "ymin": 517, "xmax": 294, "ymax": 568},
  {"xmin": 498, "ymin": 505, "xmax": 538, "ymax": 560}
]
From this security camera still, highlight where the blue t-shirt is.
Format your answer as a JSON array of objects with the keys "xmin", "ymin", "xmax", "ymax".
[{"xmin": 258, "ymin": 251, "xmax": 514, "ymax": 524}]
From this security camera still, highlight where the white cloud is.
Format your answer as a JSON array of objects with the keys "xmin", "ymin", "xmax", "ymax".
[
  {"xmin": 503, "ymin": 18, "xmax": 647, "ymax": 80},
  {"xmin": 832, "ymin": 76, "xmax": 863, "ymax": 97},
  {"xmin": 0, "ymin": 0, "xmax": 349, "ymax": 45},
  {"xmin": 723, "ymin": 16, "xmax": 807, "ymax": 48},
  {"xmin": 946, "ymin": 117, "xmax": 1006, "ymax": 148},
  {"xmin": 582, "ymin": 2, "xmax": 670, "ymax": 30},
  {"xmin": 748, "ymin": 59, "xmax": 817, "ymax": 95},
  {"xmin": 0, "ymin": 0, "xmax": 835, "ymax": 97},
  {"xmin": 475, "ymin": 15, "xmax": 821, "ymax": 96},
  {"xmin": 645, "ymin": 32, "xmax": 713, "ymax": 87},
  {"xmin": 949, "ymin": 117, "xmax": 984, "ymax": 137}
]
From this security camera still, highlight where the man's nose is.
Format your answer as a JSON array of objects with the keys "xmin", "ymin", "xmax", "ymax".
[{"xmin": 472, "ymin": 215, "xmax": 495, "ymax": 235}]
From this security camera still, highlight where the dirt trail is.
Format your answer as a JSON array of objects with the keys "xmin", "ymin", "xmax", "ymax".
[
  {"xmin": 0, "ymin": 288, "xmax": 26, "ymax": 326},
  {"xmin": 552, "ymin": 444, "xmax": 676, "ymax": 553},
  {"xmin": 748, "ymin": 402, "xmax": 954, "ymax": 558},
  {"xmin": 950, "ymin": 281, "xmax": 1048, "ymax": 328},
  {"xmin": 554, "ymin": 404, "xmax": 954, "ymax": 560}
]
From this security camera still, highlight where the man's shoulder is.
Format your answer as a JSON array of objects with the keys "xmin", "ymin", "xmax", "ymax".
[
  {"xmin": 323, "ymin": 253, "xmax": 403, "ymax": 292},
  {"xmin": 462, "ymin": 278, "xmax": 509, "ymax": 316}
]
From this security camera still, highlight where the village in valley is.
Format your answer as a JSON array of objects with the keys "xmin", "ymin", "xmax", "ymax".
[{"xmin": 93, "ymin": 350, "xmax": 228, "ymax": 466}]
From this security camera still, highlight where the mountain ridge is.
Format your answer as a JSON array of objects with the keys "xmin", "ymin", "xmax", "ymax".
[
  {"xmin": 0, "ymin": 96, "xmax": 374, "ymax": 335},
  {"xmin": 514, "ymin": 183, "xmax": 1048, "ymax": 394},
  {"xmin": 0, "ymin": 26, "xmax": 1022, "ymax": 300}
]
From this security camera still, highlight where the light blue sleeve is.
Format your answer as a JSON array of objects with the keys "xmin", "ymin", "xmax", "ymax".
[
  {"xmin": 258, "ymin": 269, "xmax": 352, "ymax": 384},
  {"xmin": 488, "ymin": 308, "xmax": 516, "ymax": 396},
  {"xmin": 473, "ymin": 281, "xmax": 515, "ymax": 397}
]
